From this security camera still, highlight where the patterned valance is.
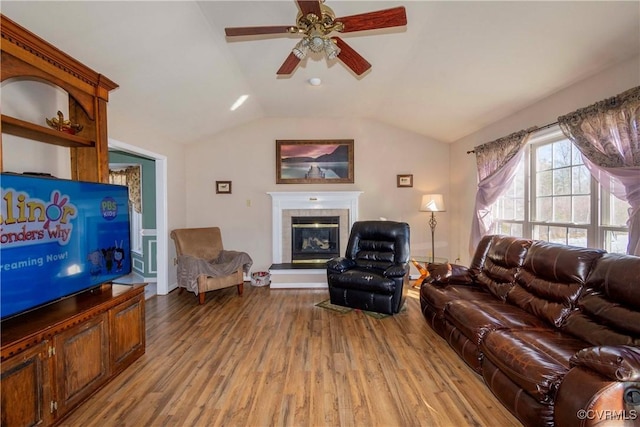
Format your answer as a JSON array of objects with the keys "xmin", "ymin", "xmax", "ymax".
[
  {"xmin": 558, "ymin": 86, "xmax": 640, "ymax": 168},
  {"xmin": 109, "ymin": 166, "xmax": 142, "ymax": 214},
  {"xmin": 473, "ymin": 127, "xmax": 537, "ymax": 181}
]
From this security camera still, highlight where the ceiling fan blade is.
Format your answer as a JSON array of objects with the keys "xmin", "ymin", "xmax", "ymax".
[
  {"xmin": 336, "ymin": 6, "xmax": 407, "ymax": 33},
  {"xmin": 277, "ymin": 52, "xmax": 301, "ymax": 75},
  {"xmin": 296, "ymin": 0, "xmax": 322, "ymax": 18},
  {"xmin": 225, "ymin": 26, "xmax": 292, "ymax": 37},
  {"xmin": 334, "ymin": 37, "xmax": 371, "ymax": 76}
]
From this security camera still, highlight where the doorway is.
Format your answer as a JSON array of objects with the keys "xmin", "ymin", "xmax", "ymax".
[{"xmin": 108, "ymin": 139, "xmax": 168, "ymax": 296}]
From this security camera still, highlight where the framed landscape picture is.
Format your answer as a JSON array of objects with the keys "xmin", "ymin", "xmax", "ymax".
[{"xmin": 276, "ymin": 140, "xmax": 354, "ymax": 184}]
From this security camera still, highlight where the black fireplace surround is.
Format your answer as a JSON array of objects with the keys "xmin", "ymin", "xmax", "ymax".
[{"xmin": 291, "ymin": 216, "xmax": 340, "ymax": 263}]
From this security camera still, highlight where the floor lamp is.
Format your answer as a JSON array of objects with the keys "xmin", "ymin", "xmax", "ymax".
[{"xmin": 420, "ymin": 194, "xmax": 446, "ymax": 263}]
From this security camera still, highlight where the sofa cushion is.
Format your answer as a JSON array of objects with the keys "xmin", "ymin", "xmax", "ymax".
[
  {"xmin": 563, "ymin": 292, "xmax": 640, "ymax": 346},
  {"xmin": 481, "ymin": 329, "xmax": 587, "ymax": 404},
  {"xmin": 482, "ymin": 357, "xmax": 556, "ymax": 427},
  {"xmin": 444, "ymin": 299, "xmax": 546, "ymax": 345},
  {"xmin": 584, "ymin": 252, "xmax": 640, "ymax": 309},
  {"xmin": 507, "ymin": 241, "xmax": 605, "ymax": 327},
  {"xmin": 475, "ymin": 236, "xmax": 531, "ymax": 300},
  {"xmin": 421, "ymin": 284, "xmax": 496, "ymax": 318},
  {"xmin": 562, "ymin": 252, "xmax": 640, "ymax": 345}
]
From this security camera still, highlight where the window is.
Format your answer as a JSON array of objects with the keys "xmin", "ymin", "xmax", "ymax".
[
  {"xmin": 109, "ymin": 165, "xmax": 143, "ymax": 253},
  {"xmin": 493, "ymin": 127, "xmax": 629, "ymax": 253}
]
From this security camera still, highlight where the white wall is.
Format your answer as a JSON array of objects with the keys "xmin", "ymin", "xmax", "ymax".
[
  {"xmin": 1, "ymin": 80, "xmax": 71, "ymax": 178},
  {"xmin": 108, "ymin": 112, "xmax": 187, "ymax": 291},
  {"xmin": 185, "ymin": 117, "xmax": 450, "ymax": 271},
  {"xmin": 449, "ymin": 55, "xmax": 640, "ymax": 265}
]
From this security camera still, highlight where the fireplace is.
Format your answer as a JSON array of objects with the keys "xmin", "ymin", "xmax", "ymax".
[
  {"xmin": 291, "ymin": 216, "xmax": 340, "ymax": 263},
  {"xmin": 267, "ymin": 191, "xmax": 362, "ymax": 288},
  {"xmin": 268, "ymin": 191, "xmax": 362, "ymax": 265}
]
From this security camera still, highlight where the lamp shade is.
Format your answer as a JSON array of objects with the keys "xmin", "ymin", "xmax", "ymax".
[{"xmin": 420, "ymin": 194, "xmax": 446, "ymax": 212}]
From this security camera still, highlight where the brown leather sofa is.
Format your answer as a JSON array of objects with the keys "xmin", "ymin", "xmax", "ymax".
[{"xmin": 420, "ymin": 235, "xmax": 640, "ymax": 427}]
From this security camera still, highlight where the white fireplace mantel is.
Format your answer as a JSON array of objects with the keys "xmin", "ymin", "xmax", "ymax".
[{"xmin": 267, "ymin": 191, "xmax": 363, "ymax": 264}]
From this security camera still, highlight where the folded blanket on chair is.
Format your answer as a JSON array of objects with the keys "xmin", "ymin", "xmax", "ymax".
[{"xmin": 177, "ymin": 250, "xmax": 253, "ymax": 294}]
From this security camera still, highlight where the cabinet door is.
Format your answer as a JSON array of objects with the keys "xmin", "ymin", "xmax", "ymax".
[
  {"xmin": 53, "ymin": 313, "xmax": 109, "ymax": 416},
  {"xmin": 0, "ymin": 341, "xmax": 52, "ymax": 427},
  {"xmin": 110, "ymin": 294, "xmax": 145, "ymax": 374}
]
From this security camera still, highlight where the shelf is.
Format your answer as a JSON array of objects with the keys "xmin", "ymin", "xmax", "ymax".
[{"xmin": 1, "ymin": 114, "xmax": 95, "ymax": 148}]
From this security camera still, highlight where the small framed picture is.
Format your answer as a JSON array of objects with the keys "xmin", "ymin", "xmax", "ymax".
[
  {"xmin": 397, "ymin": 174, "xmax": 413, "ymax": 188},
  {"xmin": 216, "ymin": 181, "xmax": 232, "ymax": 194}
]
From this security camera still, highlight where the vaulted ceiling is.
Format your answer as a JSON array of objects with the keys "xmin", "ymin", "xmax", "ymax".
[{"xmin": 2, "ymin": 1, "xmax": 639, "ymax": 145}]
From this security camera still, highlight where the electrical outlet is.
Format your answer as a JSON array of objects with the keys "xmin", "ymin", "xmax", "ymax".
[{"xmin": 246, "ymin": 199, "xmax": 251, "ymax": 207}]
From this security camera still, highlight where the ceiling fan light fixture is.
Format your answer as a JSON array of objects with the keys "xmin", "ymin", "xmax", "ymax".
[
  {"xmin": 308, "ymin": 35, "xmax": 325, "ymax": 53},
  {"xmin": 292, "ymin": 38, "xmax": 309, "ymax": 59},
  {"xmin": 225, "ymin": 2, "xmax": 408, "ymax": 77},
  {"xmin": 324, "ymin": 38, "xmax": 340, "ymax": 60}
]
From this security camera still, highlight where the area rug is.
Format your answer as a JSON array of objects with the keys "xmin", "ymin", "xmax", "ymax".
[
  {"xmin": 315, "ymin": 299, "xmax": 353, "ymax": 314},
  {"xmin": 315, "ymin": 299, "xmax": 400, "ymax": 319}
]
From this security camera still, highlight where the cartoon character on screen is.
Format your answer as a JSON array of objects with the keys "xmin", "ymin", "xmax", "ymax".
[
  {"xmin": 87, "ymin": 250, "xmax": 104, "ymax": 276},
  {"xmin": 102, "ymin": 246, "xmax": 115, "ymax": 272},
  {"xmin": 114, "ymin": 240, "xmax": 126, "ymax": 272}
]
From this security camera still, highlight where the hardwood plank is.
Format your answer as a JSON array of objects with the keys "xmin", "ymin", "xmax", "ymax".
[{"xmin": 58, "ymin": 285, "xmax": 521, "ymax": 426}]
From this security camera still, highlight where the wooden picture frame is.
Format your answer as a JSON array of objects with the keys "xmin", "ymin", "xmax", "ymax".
[
  {"xmin": 276, "ymin": 139, "xmax": 354, "ymax": 184},
  {"xmin": 397, "ymin": 174, "xmax": 413, "ymax": 188},
  {"xmin": 216, "ymin": 181, "xmax": 232, "ymax": 194}
]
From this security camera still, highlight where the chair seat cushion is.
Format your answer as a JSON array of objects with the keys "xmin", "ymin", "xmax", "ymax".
[
  {"xmin": 481, "ymin": 329, "xmax": 587, "ymax": 403},
  {"xmin": 327, "ymin": 269, "xmax": 395, "ymax": 293},
  {"xmin": 445, "ymin": 299, "xmax": 547, "ymax": 345}
]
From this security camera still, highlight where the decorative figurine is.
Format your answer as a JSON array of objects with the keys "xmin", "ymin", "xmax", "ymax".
[{"xmin": 46, "ymin": 111, "xmax": 83, "ymax": 134}]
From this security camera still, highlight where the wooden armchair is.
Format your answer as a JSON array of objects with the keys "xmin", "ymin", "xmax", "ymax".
[{"xmin": 170, "ymin": 227, "xmax": 247, "ymax": 304}]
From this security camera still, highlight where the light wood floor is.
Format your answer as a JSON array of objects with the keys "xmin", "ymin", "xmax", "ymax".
[{"xmin": 60, "ymin": 284, "xmax": 521, "ymax": 427}]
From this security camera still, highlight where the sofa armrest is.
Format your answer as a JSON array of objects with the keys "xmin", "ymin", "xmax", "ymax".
[
  {"xmin": 428, "ymin": 263, "xmax": 475, "ymax": 286},
  {"xmin": 556, "ymin": 364, "xmax": 640, "ymax": 427},
  {"xmin": 384, "ymin": 263, "xmax": 409, "ymax": 278},
  {"xmin": 326, "ymin": 257, "xmax": 356, "ymax": 274},
  {"xmin": 570, "ymin": 345, "xmax": 640, "ymax": 381}
]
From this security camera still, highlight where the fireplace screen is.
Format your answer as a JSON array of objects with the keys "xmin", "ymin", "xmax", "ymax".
[{"xmin": 291, "ymin": 216, "xmax": 340, "ymax": 263}]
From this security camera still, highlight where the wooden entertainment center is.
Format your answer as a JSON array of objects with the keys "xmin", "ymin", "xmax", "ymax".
[{"xmin": 1, "ymin": 15, "xmax": 146, "ymax": 426}]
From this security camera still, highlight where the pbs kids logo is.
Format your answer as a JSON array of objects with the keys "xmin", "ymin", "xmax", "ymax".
[{"xmin": 101, "ymin": 197, "xmax": 118, "ymax": 221}]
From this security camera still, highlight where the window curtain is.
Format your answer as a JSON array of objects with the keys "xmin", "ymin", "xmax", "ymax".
[
  {"xmin": 108, "ymin": 166, "xmax": 142, "ymax": 214},
  {"xmin": 558, "ymin": 86, "xmax": 640, "ymax": 255},
  {"xmin": 469, "ymin": 129, "xmax": 535, "ymax": 255}
]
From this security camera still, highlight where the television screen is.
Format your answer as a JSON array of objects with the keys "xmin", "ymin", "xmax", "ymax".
[{"xmin": 1, "ymin": 173, "xmax": 132, "ymax": 319}]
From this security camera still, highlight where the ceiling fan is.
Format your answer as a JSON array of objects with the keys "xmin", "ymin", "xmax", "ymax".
[{"xmin": 224, "ymin": 0, "xmax": 407, "ymax": 76}]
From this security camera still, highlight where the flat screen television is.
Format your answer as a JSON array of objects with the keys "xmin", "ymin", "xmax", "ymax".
[{"xmin": 1, "ymin": 173, "xmax": 132, "ymax": 319}]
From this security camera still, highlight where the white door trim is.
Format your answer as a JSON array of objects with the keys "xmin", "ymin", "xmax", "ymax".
[{"xmin": 108, "ymin": 138, "xmax": 169, "ymax": 295}]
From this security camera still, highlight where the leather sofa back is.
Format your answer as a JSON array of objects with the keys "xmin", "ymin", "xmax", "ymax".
[
  {"xmin": 563, "ymin": 253, "xmax": 640, "ymax": 345},
  {"xmin": 475, "ymin": 236, "xmax": 531, "ymax": 300},
  {"xmin": 507, "ymin": 241, "xmax": 605, "ymax": 327},
  {"xmin": 345, "ymin": 221, "xmax": 410, "ymax": 271},
  {"xmin": 469, "ymin": 235, "xmax": 495, "ymax": 277}
]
